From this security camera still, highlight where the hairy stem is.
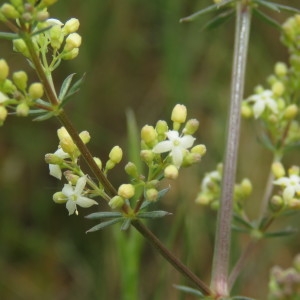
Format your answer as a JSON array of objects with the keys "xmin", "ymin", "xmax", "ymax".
[
  {"xmin": 210, "ymin": 2, "xmax": 251, "ymax": 296},
  {"xmin": 132, "ymin": 220, "xmax": 212, "ymax": 296}
]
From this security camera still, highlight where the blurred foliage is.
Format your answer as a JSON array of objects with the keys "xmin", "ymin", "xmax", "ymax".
[{"xmin": 0, "ymin": 0, "xmax": 300, "ymax": 299}]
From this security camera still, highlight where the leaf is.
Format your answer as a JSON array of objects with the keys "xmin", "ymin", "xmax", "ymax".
[
  {"xmin": 173, "ymin": 285, "xmax": 204, "ymax": 297},
  {"xmin": 253, "ymin": 9, "xmax": 281, "ymax": 30},
  {"xmin": 121, "ymin": 218, "xmax": 131, "ymax": 231},
  {"xmin": 0, "ymin": 31, "xmax": 19, "ymax": 40},
  {"xmin": 59, "ymin": 73, "xmax": 76, "ymax": 101},
  {"xmin": 202, "ymin": 9, "xmax": 234, "ymax": 30},
  {"xmin": 140, "ymin": 200, "xmax": 152, "ymax": 210},
  {"xmin": 86, "ymin": 218, "xmax": 124, "ymax": 233},
  {"xmin": 232, "ymin": 225, "xmax": 251, "ymax": 233},
  {"xmin": 264, "ymin": 227, "xmax": 297, "ymax": 238},
  {"xmin": 31, "ymin": 25, "xmax": 52, "ymax": 36},
  {"xmin": 180, "ymin": 4, "xmax": 218, "ymax": 23},
  {"xmin": 257, "ymin": 131, "xmax": 276, "ymax": 152},
  {"xmin": 233, "ymin": 214, "xmax": 254, "ymax": 229},
  {"xmin": 157, "ymin": 186, "xmax": 170, "ymax": 201},
  {"xmin": 85, "ymin": 211, "xmax": 123, "ymax": 219},
  {"xmin": 32, "ymin": 111, "xmax": 56, "ymax": 121},
  {"xmin": 137, "ymin": 210, "xmax": 172, "ymax": 219},
  {"xmin": 231, "ymin": 296, "xmax": 255, "ymax": 300},
  {"xmin": 254, "ymin": 0, "xmax": 300, "ymax": 14}
]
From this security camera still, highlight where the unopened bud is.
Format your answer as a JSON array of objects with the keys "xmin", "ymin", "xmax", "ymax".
[
  {"xmin": 50, "ymin": 25, "xmax": 64, "ymax": 49},
  {"xmin": 109, "ymin": 146, "xmax": 123, "ymax": 164},
  {"xmin": 45, "ymin": 153, "xmax": 64, "ymax": 164},
  {"xmin": 171, "ymin": 104, "xmax": 187, "ymax": 124},
  {"xmin": 16, "ymin": 102, "xmax": 29, "ymax": 116},
  {"xmin": 36, "ymin": 11, "xmax": 50, "ymax": 22},
  {"xmin": 13, "ymin": 71, "xmax": 28, "ymax": 90},
  {"xmin": 284, "ymin": 104, "xmax": 298, "ymax": 120},
  {"xmin": 146, "ymin": 188, "xmax": 158, "ymax": 202},
  {"xmin": 0, "ymin": 3, "xmax": 20, "ymax": 19},
  {"xmin": 93, "ymin": 157, "xmax": 102, "ymax": 170},
  {"xmin": 79, "ymin": 130, "xmax": 90, "ymax": 144},
  {"xmin": 63, "ymin": 18, "xmax": 80, "ymax": 34},
  {"xmin": 62, "ymin": 48, "xmax": 79, "ymax": 60},
  {"xmin": 272, "ymin": 162, "xmax": 285, "ymax": 178},
  {"xmin": 0, "ymin": 59, "xmax": 9, "ymax": 81},
  {"xmin": 64, "ymin": 171, "xmax": 79, "ymax": 185},
  {"xmin": 164, "ymin": 165, "xmax": 178, "ymax": 179},
  {"xmin": 141, "ymin": 125, "xmax": 157, "ymax": 145},
  {"xmin": 155, "ymin": 120, "xmax": 168, "ymax": 140},
  {"xmin": 241, "ymin": 178, "xmax": 252, "ymax": 197},
  {"xmin": 183, "ymin": 119, "xmax": 199, "ymax": 135},
  {"xmin": 0, "ymin": 105, "xmax": 8, "ymax": 125},
  {"xmin": 64, "ymin": 33, "xmax": 82, "ymax": 51},
  {"xmin": 125, "ymin": 162, "xmax": 139, "ymax": 178},
  {"xmin": 288, "ymin": 165, "xmax": 300, "ymax": 176},
  {"xmin": 53, "ymin": 191, "xmax": 67, "ymax": 204},
  {"xmin": 118, "ymin": 184, "xmax": 135, "ymax": 199},
  {"xmin": 191, "ymin": 144, "xmax": 206, "ymax": 156},
  {"xmin": 241, "ymin": 103, "xmax": 253, "ymax": 118},
  {"xmin": 109, "ymin": 195, "xmax": 125, "ymax": 209},
  {"xmin": 274, "ymin": 62, "xmax": 288, "ymax": 77},
  {"xmin": 140, "ymin": 149, "xmax": 154, "ymax": 163},
  {"xmin": 272, "ymin": 81, "xmax": 285, "ymax": 97},
  {"xmin": 29, "ymin": 82, "xmax": 44, "ymax": 99},
  {"xmin": 13, "ymin": 39, "xmax": 30, "ymax": 57}
]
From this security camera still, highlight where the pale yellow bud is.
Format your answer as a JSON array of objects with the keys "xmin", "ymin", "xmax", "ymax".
[
  {"xmin": 284, "ymin": 104, "xmax": 298, "ymax": 120},
  {"xmin": 28, "ymin": 82, "xmax": 44, "ymax": 99},
  {"xmin": 241, "ymin": 103, "xmax": 253, "ymax": 118},
  {"xmin": 272, "ymin": 81, "xmax": 285, "ymax": 97},
  {"xmin": 288, "ymin": 166, "xmax": 300, "ymax": 176},
  {"xmin": 140, "ymin": 149, "xmax": 154, "ymax": 163},
  {"xmin": 45, "ymin": 153, "xmax": 64, "ymax": 164},
  {"xmin": 146, "ymin": 188, "xmax": 158, "ymax": 202},
  {"xmin": 141, "ymin": 125, "xmax": 157, "ymax": 145},
  {"xmin": 64, "ymin": 171, "xmax": 79, "ymax": 185},
  {"xmin": 171, "ymin": 104, "xmax": 187, "ymax": 130},
  {"xmin": 241, "ymin": 178, "xmax": 252, "ymax": 197},
  {"xmin": 191, "ymin": 144, "xmax": 206, "ymax": 156},
  {"xmin": 53, "ymin": 191, "xmax": 67, "ymax": 204},
  {"xmin": 63, "ymin": 18, "xmax": 80, "ymax": 34},
  {"xmin": 0, "ymin": 59, "xmax": 9, "ymax": 81},
  {"xmin": 50, "ymin": 25, "xmax": 64, "ymax": 49},
  {"xmin": 125, "ymin": 162, "xmax": 139, "ymax": 178},
  {"xmin": 0, "ymin": 3, "xmax": 20, "ymax": 19},
  {"xmin": 79, "ymin": 130, "xmax": 90, "ymax": 144},
  {"xmin": 13, "ymin": 71, "xmax": 28, "ymax": 90},
  {"xmin": 57, "ymin": 127, "xmax": 76, "ymax": 155},
  {"xmin": 0, "ymin": 106, "xmax": 8, "ymax": 125},
  {"xmin": 270, "ymin": 195, "xmax": 284, "ymax": 212},
  {"xmin": 64, "ymin": 33, "xmax": 82, "ymax": 51},
  {"xmin": 183, "ymin": 118, "xmax": 199, "ymax": 135},
  {"xmin": 62, "ymin": 48, "xmax": 79, "ymax": 60},
  {"xmin": 118, "ymin": 184, "xmax": 135, "ymax": 199},
  {"xmin": 93, "ymin": 157, "xmax": 102, "ymax": 170},
  {"xmin": 287, "ymin": 198, "xmax": 300, "ymax": 209},
  {"xmin": 36, "ymin": 11, "xmax": 50, "ymax": 22},
  {"xmin": 109, "ymin": 146, "xmax": 123, "ymax": 164},
  {"xmin": 16, "ymin": 102, "xmax": 29, "ymax": 116},
  {"xmin": 109, "ymin": 195, "xmax": 125, "ymax": 209},
  {"xmin": 272, "ymin": 162, "xmax": 285, "ymax": 178},
  {"xmin": 13, "ymin": 39, "xmax": 30, "ymax": 57},
  {"xmin": 164, "ymin": 165, "xmax": 178, "ymax": 179},
  {"xmin": 274, "ymin": 62, "xmax": 288, "ymax": 77}
]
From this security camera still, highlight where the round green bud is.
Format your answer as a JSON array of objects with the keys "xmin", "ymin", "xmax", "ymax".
[
  {"xmin": 0, "ymin": 59, "xmax": 9, "ymax": 81},
  {"xmin": 64, "ymin": 171, "xmax": 79, "ymax": 185},
  {"xmin": 109, "ymin": 146, "xmax": 123, "ymax": 164},
  {"xmin": 63, "ymin": 18, "xmax": 80, "ymax": 34},
  {"xmin": 118, "ymin": 184, "xmax": 135, "ymax": 199},
  {"xmin": 62, "ymin": 48, "xmax": 79, "ymax": 60},
  {"xmin": 269, "ymin": 195, "xmax": 284, "ymax": 212},
  {"xmin": 240, "ymin": 178, "xmax": 252, "ymax": 197},
  {"xmin": 284, "ymin": 104, "xmax": 298, "ymax": 120},
  {"xmin": 13, "ymin": 39, "xmax": 30, "ymax": 57},
  {"xmin": 53, "ymin": 191, "xmax": 67, "ymax": 204},
  {"xmin": 44, "ymin": 153, "xmax": 64, "ymax": 164},
  {"xmin": 164, "ymin": 164, "xmax": 178, "ymax": 179},
  {"xmin": 16, "ymin": 102, "xmax": 29, "ymax": 117},
  {"xmin": 109, "ymin": 195, "xmax": 125, "ymax": 209},
  {"xmin": 36, "ymin": 11, "xmax": 50, "ymax": 22},
  {"xmin": 141, "ymin": 125, "xmax": 157, "ymax": 145},
  {"xmin": 241, "ymin": 103, "xmax": 253, "ymax": 118},
  {"xmin": 0, "ymin": 105, "xmax": 8, "ymax": 125},
  {"xmin": 272, "ymin": 81, "xmax": 285, "ymax": 97},
  {"xmin": 50, "ymin": 25, "xmax": 64, "ymax": 49},
  {"xmin": 288, "ymin": 165, "xmax": 300, "ymax": 176},
  {"xmin": 28, "ymin": 82, "xmax": 44, "ymax": 99},
  {"xmin": 272, "ymin": 162, "xmax": 285, "ymax": 178},
  {"xmin": 0, "ymin": 3, "xmax": 20, "ymax": 19},
  {"xmin": 191, "ymin": 144, "xmax": 206, "ymax": 156},
  {"xmin": 195, "ymin": 193, "xmax": 211, "ymax": 205},
  {"xmin": 13, "ymin": 71, "xmax": 28, "ymax": 90},
  {"xmin": 155, "ymin": 120, "xmax": 168, "ymax": 135},
  {"xmin": 140, "ymin": 149, "xmax": 154, "ymax": 163},
  {"xmin": 64, "ymin": 33, "xmax": 82, "ymax": 51},
  {"xmin": 183, "ymin": 118, "xmax": 199, "ymax": 135},
  {"xmin": 274, "ymin": 62, "xmax": 288, "ymax": 77},
  {"xmin": 287, "ymin": 198, "xmax": 300, "ymax": 210},
  {"xmin": 125, "ymin": 162, "xmax": 139, "ymax": 178},
  {"xmin": 145, "ymin": 188, "xmax": 158, "ymax": 202}
]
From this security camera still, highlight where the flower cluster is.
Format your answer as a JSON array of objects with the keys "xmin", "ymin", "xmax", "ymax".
[
  {"xmin": 195, "ymin": 163, "xmax": 252, "ymax": 213},
  {"xmin": 270, "ymin": 162, "xmax": 300, "ymax": 212},
  {"xmin": 0, "ymin": 59, "xmax": 44, "ymax": 125}
]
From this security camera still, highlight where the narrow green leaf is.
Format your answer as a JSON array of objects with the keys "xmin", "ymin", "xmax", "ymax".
[
  {"xmin": 180, "ymin": 4, "xmax": 218, "ymax": 23},
  {"xmin": 86, "ymin": 218, "xmax": 124, "ymax": 233},
  {"xmin": 35, "ymin": 99, "xmax": 52, "ymax": 108},
  {"xmin": 253, "ymin": 9, "xmax": 281, "ymax": 30},
  {"xmin": 157, "ymin": 187, "xmax": 170, "ymax": 201},
  {"xmin": 257, "ymin": 131, "xmax": 276, "ymax": 152},
  {"xmin": 0, "ymin": 31, "xmax": 19, "ymax": 40},
  {"xmin": 264, "ymin": 227, "xmax": 297, "ymax": 238},
  {"xmin": 32, "ymin": 111, "xmax": 55, "ymax": 121},
  {"xmin": 231, "ymin": 296, "xmax": 255, "ymax": 300},
  {"xmin": 59, "ymin": 73, "xmax": 76, "ymax": 101},
  {"xmin": 274, "ymin": 3, "xmax": 300, "ymax": 14},
  {"xmin": 121, "ymin": 219, "xmax": 131, "ymax": 231},
  {"xmin": 140, "ymin": 200, "xmax": 152, "ymax": 210},
  {"xmin": 138, "ymin": 210, "xmax": 172, "ymax": 219},
  {"xmin": 232, "ymin": 225, "xmax": 251, "ymax": 233},
  {"xmin": 233, "ymin": 214, "xmax": 254, "ymax": 229},
  {"xmin": 31, "ymin": 25, "xmax": 52, "ymax": 36},
  {"xmin": 173, "ymin": 285, "xmax": 204, "ymax": 297},
  {"xmin": 202, "ymin": 9, "xmax": 235, "ymax": 30},
  {"xmin": 85, "ymin": 211, "xmax": 123, "ymax": 219},
  {"xmin": 253, "ymin": 0, "xmax": 280, "ymax": 12}
]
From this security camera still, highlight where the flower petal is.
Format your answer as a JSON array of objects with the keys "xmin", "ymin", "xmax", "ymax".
[
  {"xmin": 66, "ymin": 200, "xmax": 76, "ymax": 215},
  {"xmin": 74, "ymin": 176, "xmax": 87, "ymax": 194},
  {"xmin": 283, "ymin": 186, "xmax": 295, "ymax": 202},
  {"xmin": 152, "ymin": 140, "xmax": 173, "ymax": 154},
  {"xmin": 49, "ymin": 164, "xmax": 62, "ymax": 179},
  {"xmin": 253, "ymin": 100, "xmax": 265, "ymax": 119},
  {"xmin": 76, "ymin": 196, "xmax": 98, "ymax": 208},
  {"xmin": 62, "ymin": 184, "xmax": 74, "ymax": 197},
  {"xmin": 166, "ymin": 130, "xmax": 179, "ymax": 140},
  {"xmin": 180, "ymin": 135, "xmax": 195, "ymax": 149},
  {"xmin": 171, "ymin": 146, "xmax": 183, "ymax": 168}
]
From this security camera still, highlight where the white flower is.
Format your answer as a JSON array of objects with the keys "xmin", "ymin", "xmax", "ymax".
[
  {"xmin": 49, "ymin": 148, "xmax": 69, "ymax": 179},
  {"xmin": 152, "ymin": 130, "xmax": 195, "ymax": 168},
  {"xmin": 246, "ymin": 90, "xmax": 278, "ymax": 118},
  {"xmin": 62, "ymin": 175, "xmax": 98, "ymax": 215},
  {"xmin": 274, "ymin": 174, "xmax": 300, "ymax": 202}
]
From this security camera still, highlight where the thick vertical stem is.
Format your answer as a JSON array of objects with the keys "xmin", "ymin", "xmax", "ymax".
[{"xmin": 210, "ymin": 2, "xmax": 251, "ymax": 296}]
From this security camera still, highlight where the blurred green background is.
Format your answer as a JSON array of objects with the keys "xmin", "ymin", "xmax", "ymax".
[{"xmin": 1, "ymin": 0, "xmax": 300, "ymax": 299}]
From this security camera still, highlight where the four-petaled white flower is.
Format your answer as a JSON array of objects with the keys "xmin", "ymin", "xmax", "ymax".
[
  {"xmin": 246, "ymin": 90, "xmax": 278, "ymax": 119},
  {"xmin": 274, "ymin": 174, "xmax": 300, "ymax": 202},
  {"xmin": 152, "ymin": 130, "xmax": 195, "ymax": 168},
  {"xmin": 49, "ymin": 148, "xmax": 69, "ymax": 180},
  {"xmin": 62, "ymin": 175, "xmax": 98, "ymax": 215}
]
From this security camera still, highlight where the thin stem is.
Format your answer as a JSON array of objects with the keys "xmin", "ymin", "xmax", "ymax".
[
  {"xmin": 210, "ymin": 2, "xmax": 251, "ymax": 296},
  {"xmin": 131, "ymin": 219, "xmax": 212, "ymax": 297}
]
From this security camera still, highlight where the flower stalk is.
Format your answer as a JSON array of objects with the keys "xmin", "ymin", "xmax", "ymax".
[{"xmin": 210, "ymin": 2, "xmax": 252, "ymax": 296}]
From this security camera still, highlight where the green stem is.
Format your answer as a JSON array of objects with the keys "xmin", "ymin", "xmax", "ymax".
[
  {"xmin": 210, "ymin": 2, "xmax": 251, "ymax": 296},
  {"xmin": 131, "ymin": 220, "xmax": 212, "ymax": 296}
]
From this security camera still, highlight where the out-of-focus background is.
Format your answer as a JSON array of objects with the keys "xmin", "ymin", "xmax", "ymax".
[{"xmin": 0, "ymin": 0, "xmax": 300, "ymax": 299}]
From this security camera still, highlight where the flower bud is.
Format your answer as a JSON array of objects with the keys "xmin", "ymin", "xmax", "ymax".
[
  {"xmin": 93, "ymin": 157, "xmax": 102, "ymax": 170},
  {"xmin": 109, "ymin": 195, "xmax": 125, "ymax": 209},
  {"xmin": 50, "ymin": 25, "xmax": 64, "ymax": 49},
  {"xmin": 125, "ymin": 162, "xmax": 139, "ymax": 178},
  {"xmin": 241, "ymin": 178, "xmax": 252, "ymax": 197},
  {"xmin": 0, "ymin": 59, "xmax": 9, "ymax": 81},
  {"xmin": 145, "ymin": 188, "xmax": 158, "ymax": 202},
  {"xmin": 13, "ymin": 71, "xmax": 28, "ymax": 90},
  {"xmin": 0, "ymin": 106, "xmax": 8, "ymax": 125},
  {"xmin": 171, "ymin": 104, "xmax": 187, "ymax": 124},
  {"xmin": 13, "ymin": 39, "xmax": 30, "ymax": 57},
  {"xmin": 0, "ymin": 92, "xmax": 8, "ymax": 103},
  {"xmin": 118, "ymin": 184, "xmax": 135, "ymax": 199},
  {"xmin": 288, "ymin": 166, "xmax": 300, "ymax": 176},
  {"xmin": 79, "ymin": 130, "xmax": 90, "ymax": 144},
  {"xmin": 63, "ymin": 171, "xmax": 79, "ymax": 185},
  {"xmin": 155, "ymin": 120, "xmax": 168, "ymax": 135},
  {"xmin": 62, "ymin": 48, "xmax": 79, "ymax": 60},
  {"xmin": 0, "ymin": 3, "xmax": 20, "ymax": 19},
  {"xmin": 109, "ymin": 146, "xmax": 123, "ymax": 164},
  {"xmin": 141, "ymin": 125, "xmax": 157, "ymax": 145},
  {"xmin": 16, "ymin": 102, "xmax": 29, "ymax": 116},
  {"xmin": 64, "ymin": 33, "xmax": 82, "ymax": 51},
  {"xmin": 45, "ymin": 153, "xmax": 64, "ymax": 164},
  {"xmin": 164, "ymin": 165, "xmax": 178, "ymax": 179},
  {"xmin": 63, "ymin": 18, "xmax": 80, "ymax": 34},
  {"xmin": 140, "ymin": 149, "xmax": 154, "ymax": 163},
  {"xmin": 182, "ymin": 152, "xmax": 201, "ymax": 167},
  {"xmin": 183, "ymin": 118, "xmax": 199, "ymax": 135},
  {"xmin": 272, "ymin": 81, "xmax": 285, "ymax": 97},
  {"xmin": 287, "ymin": 198, "xmax": 300, "ymax": 209},
  {"xmin": 272, "ymin": 162, "xmax": 285, "ymax": 178},
  {"xmin": 241, "ymin": 103, "xmax": 253, "ymax": 118},
  {"xmin": 274, "ymin": 62, "xmax": 288, "ymax": 77},
  {"xmin": 270, "ymin": 195, "xmax": 284, "ymax": 212},
  {"xmin": 284, "ymin": 104, "xmax": 298, "ymax": 120},
  {"xmin": 57, "ymin": 127, "xmax": 76, "ymax": 155},
  {"xmin": 28, "ymin": 82, "xmax": 44, "ymax": 99},
  {"xmin": 195, "ymin": 193, "xmax": 211, "ymax": 205},
  {"xmin": 36, "ymin": 11, "xmax": 50, "ymax": 22},
  {"xmin": 53, "ymin": 191, "xmax": 67, "ymax": 204},
  {"xmin": 191, "ymin": 144, "xmax": 206, "ymax": 156}
]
